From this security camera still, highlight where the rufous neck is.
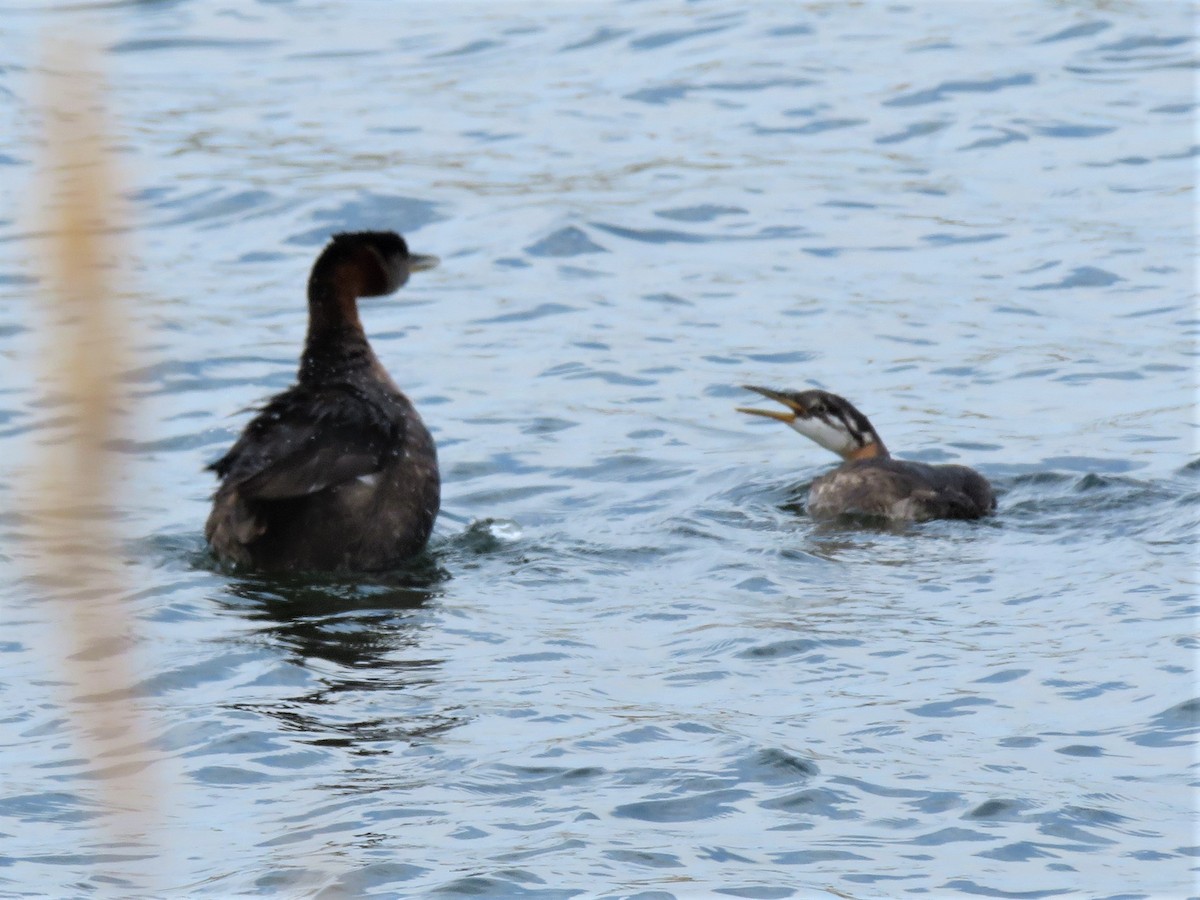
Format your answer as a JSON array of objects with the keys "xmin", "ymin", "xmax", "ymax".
[{"xmin": 845, "ymin": 440, "xmax": 888, "ymax": 461}]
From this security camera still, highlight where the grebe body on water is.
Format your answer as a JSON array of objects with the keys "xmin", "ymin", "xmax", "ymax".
[
  {"xmin": 738, "ymin": 385, "xmax": 995, "ymax": 522},
  {"xmin": 206, "ymin": 231, "xmax": 441, "ymax": 572}
]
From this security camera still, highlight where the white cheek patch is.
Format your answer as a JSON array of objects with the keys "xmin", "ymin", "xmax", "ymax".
[
  {"xmin": 356, "ymin": 473, "xmax": 380, "ymax": 487},
  {"xmin": 789, "ymin": 416, "xmax": 855, "ymax": 455}
]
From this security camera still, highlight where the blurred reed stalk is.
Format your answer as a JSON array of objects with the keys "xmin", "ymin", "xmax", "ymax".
[{"xmin": 30, "ymin": 39, "xmax": 160, "ymax": 880}]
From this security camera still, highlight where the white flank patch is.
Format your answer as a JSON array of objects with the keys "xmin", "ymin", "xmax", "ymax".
[{"xmin": 356, "ymin": 473, "xmax": 380, "ymax": 487}]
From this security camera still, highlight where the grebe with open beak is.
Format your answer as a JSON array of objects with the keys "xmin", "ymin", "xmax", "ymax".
[{"xmin": 738, "ymin": 385, "xmax": 995, "ymax": 522}]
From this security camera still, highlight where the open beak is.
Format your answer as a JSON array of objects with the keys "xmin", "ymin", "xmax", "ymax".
[
  {"xmin": 407, "ymin": 253, "xmax": 440, "ymax": 273},
  {"xmin": 736, "ymin": 384, "xmax": 804, "ymax": 423}
]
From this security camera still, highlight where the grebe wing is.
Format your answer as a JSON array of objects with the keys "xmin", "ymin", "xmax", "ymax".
[
  {"xmin": 209, "ymin": 383, "xmax": 402, "ymax": 501},
  {"xmin": 923, "ymin": 465, "xmax": 996, "ymax": 519},
  {"xmin": 913, "ymin": 484, "xmax": 987, "ymax": 520}
]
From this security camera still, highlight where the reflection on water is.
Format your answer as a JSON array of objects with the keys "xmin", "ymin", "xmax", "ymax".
[
  {"xmin": 217, "ymin": 564, "xmax": 465, "ymax": 747},
  {"xmin": 221, "ymin": 566, "xmax": 443, "ymax": 668}
]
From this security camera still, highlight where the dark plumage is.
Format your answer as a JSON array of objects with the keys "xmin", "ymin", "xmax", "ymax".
[
  {"xmin": 206, "ymin": 231, "xmax": 441, "ymax": 572},
  {"xmin": 738, "ymin": 385, "xmax": 995, "ymax": 522}
]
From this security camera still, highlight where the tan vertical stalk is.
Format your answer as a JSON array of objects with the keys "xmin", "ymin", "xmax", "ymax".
[{"xmin": 31, "ymin": 39, "xmax": 161, "ymax": 887}]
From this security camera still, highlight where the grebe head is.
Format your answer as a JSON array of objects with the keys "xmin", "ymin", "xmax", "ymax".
[
  {"xmin": 304, "ymin": 231, "xmax": 439, "ymax": 341},
  {"xmin": 313, "ymin": 231, "xmax": 439, "ymax": 298},
  {"xmin": 738, "ymin": 385, "xmax": 887, "ymax": 461}
]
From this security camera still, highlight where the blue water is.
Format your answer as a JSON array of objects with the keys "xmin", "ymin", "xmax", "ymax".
[{"xmin": 0, "ymin": 2, "xmax": 1196, "ymax": 897}]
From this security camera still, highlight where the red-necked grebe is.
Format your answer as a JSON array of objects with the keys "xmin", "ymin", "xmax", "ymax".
[
  {"xmin": 206, "ymin": 231, "xmax": 441, "ymax": 572},
  {"xmin": 738, "ymin": 385, "xmax": 995, "ymax": 521}
]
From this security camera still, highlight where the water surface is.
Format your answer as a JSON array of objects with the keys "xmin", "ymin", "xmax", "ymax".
[{"xmin": 0, "ymin": 2, "xmax": 1195, "ymax": 897}]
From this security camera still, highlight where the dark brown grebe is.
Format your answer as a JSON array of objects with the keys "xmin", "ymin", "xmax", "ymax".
[
  {"xmin": 738, "ymin": 385, "xmax": 995, "ymax": 521},
  {"xmin": 206, "ymin": 231, "xmax": 441, "ymax": 572}
]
